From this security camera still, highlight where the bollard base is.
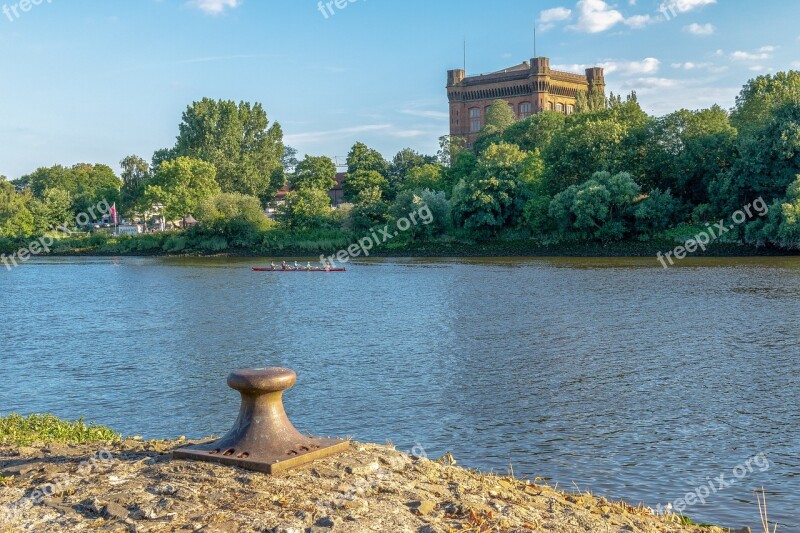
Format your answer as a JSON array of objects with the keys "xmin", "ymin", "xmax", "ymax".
[{"xmin": 173, "ymin": 437, "xmax": 350, "ymax": 475}]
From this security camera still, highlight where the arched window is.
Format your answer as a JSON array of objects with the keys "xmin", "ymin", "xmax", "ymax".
[{"xmin": 520, "ymin": 102, "xmax": 532, "ymax": 118}]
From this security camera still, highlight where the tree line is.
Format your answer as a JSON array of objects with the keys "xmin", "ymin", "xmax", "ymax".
[{"xmin": 2, "ymin": 70, "xmax": 800, "ymax": 252}]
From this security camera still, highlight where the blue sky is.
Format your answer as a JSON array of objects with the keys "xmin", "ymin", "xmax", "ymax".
[{"xmin": 0, "ymin": 0, "xmax": 798, "ymax": 179}]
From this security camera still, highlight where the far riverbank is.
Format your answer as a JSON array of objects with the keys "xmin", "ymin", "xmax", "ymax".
[{"xmin": 1, "ymin": 229, "xmax": 796, "ymax": 263}]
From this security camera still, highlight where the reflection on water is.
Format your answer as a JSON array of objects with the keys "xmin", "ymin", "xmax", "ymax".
[{"xmin": 1, "ymin": 256, "xmax": 798, "ymax": 528}]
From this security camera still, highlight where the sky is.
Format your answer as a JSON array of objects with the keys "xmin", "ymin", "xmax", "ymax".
[{"xmin": 0, "ymin": 0, "xmax": 798, "ymax": 179}]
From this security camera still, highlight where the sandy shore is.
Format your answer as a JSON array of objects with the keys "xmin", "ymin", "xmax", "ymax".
[{"xmin": 0, "ymin": 438, "xmax": 740, "ymax": 532}]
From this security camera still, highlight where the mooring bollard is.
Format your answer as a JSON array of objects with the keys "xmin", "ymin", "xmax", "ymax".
[{"xmin": 173, "ymin": 367, "xmax": 349, "ymax": 474}]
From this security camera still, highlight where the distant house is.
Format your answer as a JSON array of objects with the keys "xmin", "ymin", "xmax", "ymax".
[
  {"xmin": 117, "ymin": 224, "xmax": 143, "ymax": 236},
  {"xmin": 182, "ymin": 215, "xmax": 199, "ymax": 228},
  {"xmin": 329, "ymin": 172, "xmax": 347, "ymax": 207}
]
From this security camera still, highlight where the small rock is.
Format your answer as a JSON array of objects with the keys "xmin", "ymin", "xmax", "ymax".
[
  {"xmin": 342, "ymin": 460, "xmax": 379, "ymax": 476},
  {"xmin": 408, "ymin": 500, "xmax": 437, "ymax": 516},
  {"xmin": 197, "ymin": 521, "xmax": 240, "ymax": 533},
  {"xmin": 131, "ymin": 505, "xmax": 159, "ymax": 520},
  {"xmin": 314, "ymin": 516, "xmax": 338, "ymax": 529},
  {"xmin": 1, "ymin": 464, "xmax": 36, "ymax": 477},
  {"xmin": 101, "ymin": 502, "xmax": 129, "ymax": 520},
  {"xmin": 272, "ymin": 525, "xmax": 302, "ymax": 533}
]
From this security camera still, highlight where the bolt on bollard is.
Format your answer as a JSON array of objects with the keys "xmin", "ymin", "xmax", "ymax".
[{"xmin": 173, "ymin": 367, "xmax": 349, "ymax": 474}]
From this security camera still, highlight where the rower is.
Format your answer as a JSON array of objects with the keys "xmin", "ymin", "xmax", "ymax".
[
  {"xmin": 306, "ymin": 262, "xmax": 312, "ymax": 270},
  {"xmin": 294, "ymin": 261, "xmax": 299, "ymax": 269},
  {"xmin": 281, "ymin": 260, "xmax": 287, "ymax": 270},
  {"xmin": 271, "ymin": 261, "xmax": 276, "ymax": 270}
]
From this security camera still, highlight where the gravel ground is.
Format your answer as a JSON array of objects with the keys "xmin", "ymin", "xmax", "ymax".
[{"xmin": 0, "ymin": 439, "xmax": 741, "ymax": 532}]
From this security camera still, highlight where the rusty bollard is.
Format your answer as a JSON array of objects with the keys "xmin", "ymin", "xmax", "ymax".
[{"xmin": 173, "ymin": 367, "xmax": 349, "ymax": 474}]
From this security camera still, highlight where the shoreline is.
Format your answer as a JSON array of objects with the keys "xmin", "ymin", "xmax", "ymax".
[
  {"xmin": 0, "ymin": 438, "xmax": 744, "ymax": 533},
  {"xmin": 7, "ymin": 240, "xmax": 798, "ymax": 261}
]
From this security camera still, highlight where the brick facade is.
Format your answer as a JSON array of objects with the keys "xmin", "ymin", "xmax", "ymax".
[{"xmin": 447, "ymin": 57, "xmax": 605, "ymax": 145}]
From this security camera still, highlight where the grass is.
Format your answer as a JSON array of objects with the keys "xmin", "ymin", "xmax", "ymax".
[
  {"xmin": 0, "ymin": 413, "xmax": 121, "ymax": 446},
  {"xmin": 757, "ymin": 487, "xmax": 778, "ymax": 533}
]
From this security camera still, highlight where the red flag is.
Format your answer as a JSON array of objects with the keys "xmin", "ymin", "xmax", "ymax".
[{"xmin": 110, "ymin": 203, "xmax": 118, "ymax": 225}]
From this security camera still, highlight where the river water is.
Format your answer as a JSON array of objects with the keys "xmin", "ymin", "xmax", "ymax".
[{"xmin": 1, "ymin": 256, "xmax": 798, "ymax": 528}]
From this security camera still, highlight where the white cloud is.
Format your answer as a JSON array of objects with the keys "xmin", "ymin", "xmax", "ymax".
[
  {"xmin": 660, "ymin": 0, "xmax": 716, "ymax": 15},
  {"xmin": 400, "ymin": 109, "xmax": 449, "ymax": 120},
  {"xmin": 671, "ymin": 62, "xmax": 728, "ymax": 73},
  {"xmin": 539, "ymin": 7, "xmax": 572, "ymax": 30},
  {"xmin": 614, "ymin": 76, "xmax": 739, "ymax": 115},
  {"xmin": 568, "ymin": 0, "xmax": 625, "ymax": 33},
  {"xmin": 748, "ymin": 66, "xmax": 773, "ymax": 73},
  {"xmin": 730, "ymin": 46, "xmax": 777, "ymax": 62},
  {"xmin": 684, "ymin": 23, "xmax": 715, "ymax": 35},
  {"xmin": 624, "ymin": 14, "xmax": 654, "ymax": 29},
  {"xmin": 285, "ymin": 124, "xmax": 391, "ymax": 145},
  {"xmin": 554, "ymin": 57, "xmax": 660, "ymax": 77},
  {"xmin": 604, "ymin": 58, "xmax": 661, "ymax": 76},
  {"xmin": 626, "ymin": 77, "xmax": 678, "ymax": 88},
  {"xmin": 189, "ymin": 0, "xmax": 241, "ymax": 15}
]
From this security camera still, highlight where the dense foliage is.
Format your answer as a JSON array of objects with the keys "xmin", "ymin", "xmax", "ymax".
[{"xmin": 3, "ymin": 72, "xmax": 800, "ymax": 255}]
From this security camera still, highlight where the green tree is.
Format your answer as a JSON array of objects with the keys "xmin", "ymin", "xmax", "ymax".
[
  {"xmin": 343, "ymin": 170, "xmax": 389, "ymax": 203},
  {"xmin": 633, "ymin": 188, "xmax": 683, "ymax": 238},
  {"xmin": 0, "ymin": 181, "xmax": 35, "ymax": 238},
  {"xmin": 388, "ymin": 148, "xmax": 435, "ymax": 192},
  {"xmin": 732, "ymin": 100, "xmax": 800, "ymax": 202},
  {"xmin": 346, "ymin": 142, "xmax": 389, "ymax": 176},
  {"xmin": 277, "ymin": 189, "xmax": 332, "ymax": 230},
  {"xmin": 436, "ymin": 134, "xmax": 466, "ymax": 167},
  {"xmin": 641, "ymin": 106, "xmax": 737, "ymax": 202},
  {"xmin": 347, "ymin": 186, "xmax": 390, "ymax": 233},
  {"xmin": 145, "ymin": 157, "xmax": 220, "ymax": 222},
  {"xmin": 119, "ymin": 155, "xmax": 152, "ymax": 219},
  {"xmin": 17, "ymin": 164, "xmax": 121, "ymax": 214},
  {"xmin": 29, "ymin": 188, "xmax": 73, "ymax": 234},
  {"xmin": 731, "ymin": 71, "xmax": 800, "ymax": 136},
  {"xmin": 502, "ymin": 111, "xmax": 565, "ymax": 154},
  {"xmin": 483, "ymin": 99, "xmax": 516, "ymax": 135},
  {"xmin": 401, "ymin": 164, "xmax": 444, "ymax": 192},
  {"xmin": 291, "ymin": 155, "xmax": 336, "ymax": 192},
  {"xmin": 451, "ymin": 143, "xmax": 532, "ymax": 235},
  {"xmin": 160, "ymin": 98, "xmax": 285, "ymax": 202},
  {"xmin": 542, "ymin": 99, "xmax": 650, "ymax": 195},
  {"xmin": 549, "ymin": 171, "xmax": 641, "ymax": 241},
  {"xmin": 390, "ymin": 189, "xmax": 451, "ymax": 240},
  {"xmin": 197, "ymin": 192, "xmax": 270, "ymax": 230},
  {"xmin": 575, "ymin": 86, "xmax": 608, "ymax": 113}
]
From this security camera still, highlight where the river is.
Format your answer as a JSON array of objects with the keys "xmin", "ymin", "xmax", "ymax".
[{"xmin": 1, "ymin": 256, "xmax": 798, "ymax": 528}]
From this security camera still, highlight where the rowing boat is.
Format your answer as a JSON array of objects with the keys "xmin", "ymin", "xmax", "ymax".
[{"xmin": 252, "ymin": 267, "xmax": 346, "ymax": 272}]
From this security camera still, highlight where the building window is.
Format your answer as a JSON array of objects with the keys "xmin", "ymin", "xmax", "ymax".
[
  {"xmin": 469, "ymin": 108, "xmax": 481, "ymax": 133},
  {"xmin": 549, "ymin": 102, "xmax": 555, "ymax": 111},
  {"xmin": 566, "ymin": 105, "xmax": 574, "ymax": 115},
  {"xmin": 520, "ymin": 102, "xmax": 532, "ymax": 118},
  {"xmin": 556, "ymin": 103, "xmax": 564, "ymax": 113}
]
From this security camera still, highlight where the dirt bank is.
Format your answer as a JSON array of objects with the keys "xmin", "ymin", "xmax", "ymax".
[{"xmin": 1, "ymin": 439, "xmax": 739, "ymax": 532}]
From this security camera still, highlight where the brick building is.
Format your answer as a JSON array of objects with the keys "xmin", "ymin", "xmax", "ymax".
[{"xmin": 447, "ymin": 57, "xmax": 605, "ymax": 145}]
